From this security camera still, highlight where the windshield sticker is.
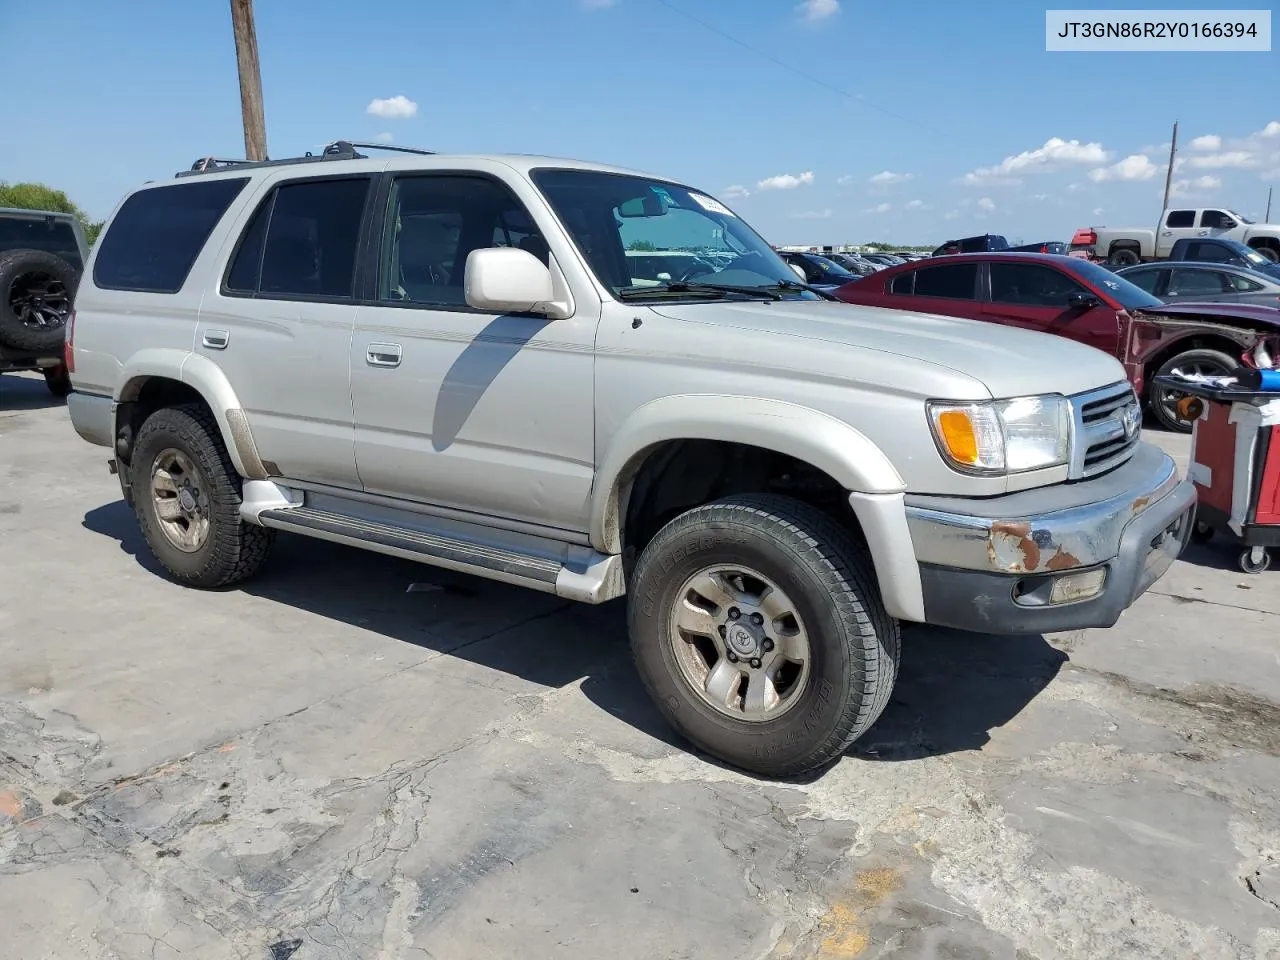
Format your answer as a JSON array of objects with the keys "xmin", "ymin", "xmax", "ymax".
[
  {"xmin": 690, "ymin": 192, "xmax": 735, "ymax": 217},
  {"xmin": 1102, "ymin": 280, "xmax": 1120, "ymax": 289},
  {"xmin": 652, "ymin": 187, "xmax": 677, "ymax": 208}
]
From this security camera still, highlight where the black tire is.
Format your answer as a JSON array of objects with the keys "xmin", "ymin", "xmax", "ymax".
[
  {"xmin": 1108, "ymin": 247, "xmax": 1140, "ymax": 267},
  {"xmin": 1251, "ymin": 245, "xmax": 1279, "ymax": 264},
  {"xmin": 0, "ymin": 249, "xmax": 78, "ymax": 353},
  {"xmin": 1149, "ymin": 347, "xmax": 1239, "ymax": 433},
  {"xmin": 628, "ymin": 493, "xmax": 899, "ymax": 777},
  {"xmin": 130, "ymin": 403, "xmax": 274, "ymax": 588},
  {"xmin": 43, "ymin": 364, "xmax": 71, "ymax": 398}
]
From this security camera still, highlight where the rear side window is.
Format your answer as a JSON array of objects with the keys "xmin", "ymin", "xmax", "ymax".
[
  {"xmin": 225, "ymin": 177, "xmax": 371, "ymax": 299},
  {"xmin": 913, "ymin": 263, "xmax": 978, "ymax": 299},
  {"xmin": 1168, "ymin": 268, "xmax": 1228, "ymax": 296},
  {"xmin": 1165, "ymin": 210, "xmax": 1195, "ymax": 228},
  {"xmin": 0, "ymin": 216, "xmax": 82, "ymax": 270},
  {"xmin": 1184, "ymin": 240, "xmax": 1232, "ymax": 262},
  {"xmin": 94, "ymin": 178, "xmax": 247, "ymax": 293},
  {"xmin": 1229, "ymin": 273, "xmax": 1264, "ymax": 293}
]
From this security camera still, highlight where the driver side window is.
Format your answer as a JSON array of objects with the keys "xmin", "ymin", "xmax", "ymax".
[{"xmin": 1199, "ymin": 210, "xmax": 1236, "ymax": 229}]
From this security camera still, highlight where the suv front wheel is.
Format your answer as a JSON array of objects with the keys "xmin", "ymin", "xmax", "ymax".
[
  {"xmin": 628, "ymin": 494, "xmax": 899, "ymax": 777},
  {"xmin": 130, "ymin": 404, "xmax": 274, "ymax": 587}
]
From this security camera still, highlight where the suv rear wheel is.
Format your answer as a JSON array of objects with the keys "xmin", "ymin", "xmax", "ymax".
[
  {"xmin": 628, "ymin": 494, "xmax": 899, "ymax": 776},
  {"xmin": 130, "ymin": 404, "xmax": 274, "ymax": 587}
]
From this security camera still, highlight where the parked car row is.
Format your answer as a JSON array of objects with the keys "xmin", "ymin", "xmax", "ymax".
[{"xmin": 1079, "ymin": 207, "xmax": 1280, "ymax": 266}]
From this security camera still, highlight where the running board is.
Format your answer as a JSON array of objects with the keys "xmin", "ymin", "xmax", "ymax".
[{"xmin": 256, "ymin": 505, "xmax": 625, "ymax": 604}]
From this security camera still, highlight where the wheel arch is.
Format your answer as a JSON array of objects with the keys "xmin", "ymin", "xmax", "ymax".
[
  {"xmin": 114, "ymin": 349, "xmax": 268, "ymax": 480},
  {"xmin": 590, "ymin": 395, "xmax": 905, "ymax": 556}
]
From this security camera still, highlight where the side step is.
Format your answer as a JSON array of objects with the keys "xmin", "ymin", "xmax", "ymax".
[{"xmin": 256, "ymin": 506, "xmax": 624, "ymax": 603}]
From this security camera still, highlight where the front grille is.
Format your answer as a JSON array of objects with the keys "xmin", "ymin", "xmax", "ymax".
[{"xmin": 1068, "ymin": 382, "xmax": 1141, "ymax": 479}]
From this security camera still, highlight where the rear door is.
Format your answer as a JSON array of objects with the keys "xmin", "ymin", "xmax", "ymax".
[
  {"xmin": 982, "ymin": 261, "xmax": 1121, "ymax": 356},
  {"xmin": 890, "ymin": 261, "xmax": 980, "ymax": 319},
  {"xmin": 1158, "ymin": 209, "xmax": 1197, "ymax": 257},
  {"xmin": 197, "ymin": 174, "xmax": 372, "ymax": 488}
]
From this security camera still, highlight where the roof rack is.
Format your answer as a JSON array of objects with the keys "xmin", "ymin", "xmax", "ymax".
[{"xmin": 176, "ymin": 140, "xmax": 437, "ymax": 178}]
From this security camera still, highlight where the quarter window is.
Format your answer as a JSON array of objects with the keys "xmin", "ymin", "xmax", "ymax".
[
  {"xmin": 94, "ymin": 178, "xmax": 248, "ymax": 293},
  {"xmin": 378, "ymin": 175, "xmax": 548, "ymax": 307},
  {"xmin": 912, "ymin": 263, "xmax": 977, "ymax": 299},
  {"xmin": 1228, "ymin": 273, "xmax": 1264, "ymax": 293},
  {"xmin": 988, "ymin": 263, "xmax": 1087, "ymax": 308},
  {"xmin": 888, "ymin": 271, "xmax": 915, "ymax": 295}
]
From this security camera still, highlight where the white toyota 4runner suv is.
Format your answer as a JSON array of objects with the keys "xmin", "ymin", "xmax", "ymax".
[{"xmin": 66, "ymin": 141, "xmax": 1195, "ymax": 776}]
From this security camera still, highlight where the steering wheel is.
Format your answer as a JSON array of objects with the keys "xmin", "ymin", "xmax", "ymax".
[{"xmin": 675, "ymin": 259, "xmax": 716, "ymax": 282}]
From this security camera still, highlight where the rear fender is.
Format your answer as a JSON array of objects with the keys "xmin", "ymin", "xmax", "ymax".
[{"xmin": 115, "ymin": 349, "xmax": 267, "ymax": 480}]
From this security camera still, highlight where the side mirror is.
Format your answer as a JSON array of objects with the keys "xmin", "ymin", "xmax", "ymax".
[
  {"xmin": 789, "ymin": 262, "xmax": 808, "ymax": 281},
  {"xmin": 1066, "ymin": 291, "xmax": 1101, "ymax": 309},
  {"xmin": 465, "ymin": 247, "xmax": 558, "ymax": 316}
]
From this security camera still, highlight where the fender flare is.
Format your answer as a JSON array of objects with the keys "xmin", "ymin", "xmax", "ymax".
[
  {"xmin": 590, "ymin": 394, "xmax": 905, "ymax": 554},
  {"xmin": 115, "ymin": 349, "xmax": 268, "ymax": 480}
]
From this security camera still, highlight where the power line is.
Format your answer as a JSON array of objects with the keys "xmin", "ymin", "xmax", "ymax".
[{"xmin": 652, "ymin": 0, "xmax": 922, "ymax": 129}]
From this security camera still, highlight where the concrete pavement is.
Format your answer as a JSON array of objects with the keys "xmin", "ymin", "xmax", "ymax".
[{"xmin": 3, "ymin": 371, "xmax": 1280, "ymax": 959}]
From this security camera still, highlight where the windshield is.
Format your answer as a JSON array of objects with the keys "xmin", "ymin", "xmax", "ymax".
[
  {"xmin": 531, "ymin": 169, "xmax": 819, "ymax": 300},
  {"xmin": 1063, "ymin": 259, "xmax": 1164, "ymax": 310},
  {"xmin": 806, "ymin": 254, "xmax": 858, "ymax": 280}
]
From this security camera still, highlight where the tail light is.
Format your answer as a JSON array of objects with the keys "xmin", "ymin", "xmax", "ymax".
[{"xmin": 64, "ymin": 309, "xmax": 75, "ymax": 373}]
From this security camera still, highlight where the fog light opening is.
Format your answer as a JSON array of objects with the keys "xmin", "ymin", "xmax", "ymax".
[{"xmin": 1049, "ymin": 568, "xmax": 1107, "ymax": 605}]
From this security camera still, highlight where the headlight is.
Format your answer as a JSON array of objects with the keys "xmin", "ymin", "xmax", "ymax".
[{"xmin": 927, "ymin": 395, "xmax": 1070, "ymax": 474}]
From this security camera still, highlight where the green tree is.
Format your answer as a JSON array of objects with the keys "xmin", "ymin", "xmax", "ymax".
[
  {"xmin": 0, "ymin": 181, "xmax": 104, "ymax": 245},
  {"xmin": 627, "ymin": 240, "xmax": 658, "ymax": 251}
]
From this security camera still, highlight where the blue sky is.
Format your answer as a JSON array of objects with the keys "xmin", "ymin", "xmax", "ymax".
[{"xmin": 1, "ymin": 0, "xmax": 1276, "ymax": 245}]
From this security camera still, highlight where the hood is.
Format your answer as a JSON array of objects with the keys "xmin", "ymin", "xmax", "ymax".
[
  {"xmin": 650, "ymin": 299, "xmax": 1127, "ymax": 399},
  {"xmin": 1136, "ymin": 301, "xmax": 1280, "ymax": 328}
]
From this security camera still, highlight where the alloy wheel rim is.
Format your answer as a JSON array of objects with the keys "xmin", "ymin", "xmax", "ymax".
[
  {"xmin": 667, "ymin": 564, "xmax": 811, "ymax": 722},
  {"xmin": 150, "ymin": 448, "xmax": 210, "ymax": 553},
  {"xmin": 1158, "ymin": 358, "xmax": 1231, "ymax": 426},
  {"xmin": 9, "ymin": 272, "xmax": 71, "ymax": 330}
]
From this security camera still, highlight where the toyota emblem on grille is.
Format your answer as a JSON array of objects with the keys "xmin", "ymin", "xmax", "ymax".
[{"xmin": 1121, "ymin": 402, "xmax": 1140, "ymax": 439}]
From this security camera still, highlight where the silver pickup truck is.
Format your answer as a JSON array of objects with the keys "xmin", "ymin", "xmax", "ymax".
[
  {"xmin": 1092, "ymin": 207, "xmax": 1280, "ymax": 266},
  {"xmin": 65, "ymin": 142, "xmax": 1196, "ymax": 776}
]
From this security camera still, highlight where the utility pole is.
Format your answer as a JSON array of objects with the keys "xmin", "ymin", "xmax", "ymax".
[
  {"xmin": 1267, "ymin": 186, "xmax": 1273, "ymax": 222},
  {"xmin": 229, "ymin": 0, "xmax": 267, "ymax": 161},
  {"xmin": 1160, "ymin": 120, "xmax": 1178, "ymax": 213}
]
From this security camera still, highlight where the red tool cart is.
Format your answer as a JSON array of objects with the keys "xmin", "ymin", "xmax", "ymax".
[{"xmin": 1156, "ymin": 376, "xmax": 1280, "ymax": 574}]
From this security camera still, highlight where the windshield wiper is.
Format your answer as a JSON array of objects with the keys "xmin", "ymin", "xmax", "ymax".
[
  {"xmin": 772, "ymin": 279, "xmax": 838, "ymax": 301},
  {"xmin": 618, "ymin": 281, "xmax": 782, "ymax": 301}
]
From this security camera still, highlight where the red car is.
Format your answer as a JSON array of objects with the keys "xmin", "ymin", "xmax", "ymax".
[{"xmin": 833, "ymin": 252, "xmax": 1280, "ymax": 432}]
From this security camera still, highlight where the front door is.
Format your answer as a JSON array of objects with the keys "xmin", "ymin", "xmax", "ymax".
[
  {"xmin": 349, "ymin": 172, "xmax": 597, "ymax": 533},
  {"xmin": 981, "ymin": 260, "xmax": 1120, "ymax": 357}
]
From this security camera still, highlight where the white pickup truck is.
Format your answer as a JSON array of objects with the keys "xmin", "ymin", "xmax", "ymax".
[{"xmin": 1091, "ymin": 208, "xmax": 1280, "ymax": 266}]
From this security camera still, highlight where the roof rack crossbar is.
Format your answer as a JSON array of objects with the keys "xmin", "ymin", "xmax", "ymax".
[{"xmin": 176, "ymin": 139, "xmax": 437, "ymax": 178}]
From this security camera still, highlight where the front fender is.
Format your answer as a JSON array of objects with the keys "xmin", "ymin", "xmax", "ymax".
[
  {"xmin": 590, "ymin": 394, "xmax": 905, "ymax": 554},
  {"xmin": 116, "ymin": 349, "xmax": 267, "ymax": 480}
]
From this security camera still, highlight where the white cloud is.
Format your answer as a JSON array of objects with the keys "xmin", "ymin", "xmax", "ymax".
[
  {"xmin": 1190, "ymin": 134, "xmax": 1221, "ymax": 151},
  {"xmin": 1092, "ymin": 207, "xmax": 1104, "ymax": 216},
  {"xmin": 977, "ymin": 196, "xmax": 996, "ymax": 212},
  {"xmin": 757, "ymin": 171, "xmax": 815, "ymax": 190},
  {"xmin": 836, "ymin": 175, "xmax": 856, "ymax": 186},
  {"xmin": 795, "ymin": 0, "xmax": 839, "ymax": 22},
  {"xmin": 944, "ymin": 210, "xmax": 960, "ymax": 220},
  {"xmin": 367, "ymin": 95, "xmax": 418, "ymax": 119},
  {"xmin": 905, "ymin": 199, "xmax": 926, "ymax": 210},
  {"xmin": 1088, "ymin": 154, "xmax": 1159, "ymax": 182},
  {"xmin": 959, "ymin": 137, "xmax": 1108, "ymax": 185},
  {"xmin": 722, "ymin": 185, "xmax": 750, "ymax": 199},
  {"xmin": 1032, "ymin": 193, "xmax": 1049, "ymax": 201},
  {"xmin": 1066, "ymin": 183, "xmax": 1081, "ymax": 192},
  {"xmin": 374, "ymin": 131, "xmax": 394, "ymax": 143},
  {"xmin": 791, "ymin": 208, "xmax": 833, "ymax": 220},
  {"xmin": 1261, "ymin": 121, "xmax": 1280, "ymax": 138},
  {"xmin": 862, "ymin": 202, "xmax": 892, "ymax": 214},
  {"xmin": 1169, "ymin": 174, "xmax": 1223, "ymax": 198},
  {"xmin": 1185, "ymin": 151, "xmax": 1255, "ymax": 169},
  {"xmin": 869, "ymin": 170, "xmax": 913, "ymax": 185}
]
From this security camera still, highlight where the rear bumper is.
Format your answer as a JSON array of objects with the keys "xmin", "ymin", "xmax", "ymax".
[
  {"xmin": 903, "ymin": 442, "xmax": 1195, "ymax": 634},
  {"xmin": 67, "ymin": 391, "xmax": 114, "ymax": 447}
]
